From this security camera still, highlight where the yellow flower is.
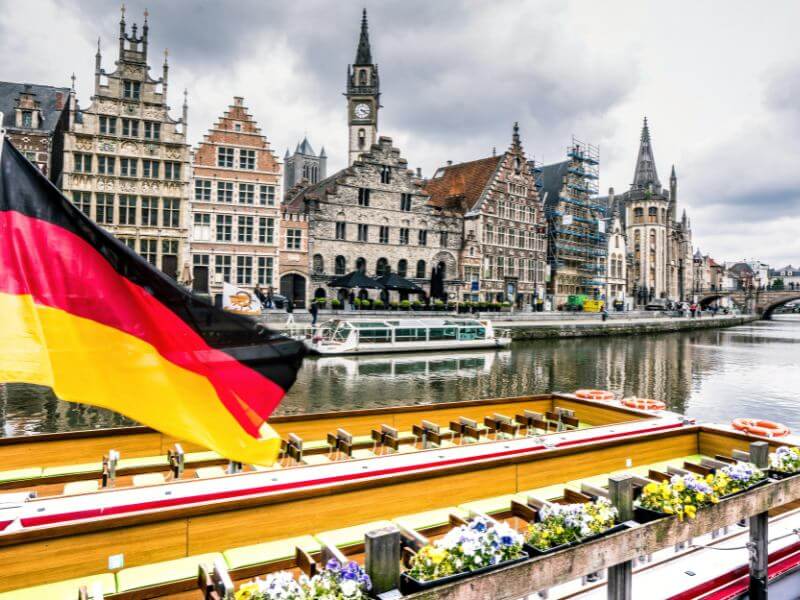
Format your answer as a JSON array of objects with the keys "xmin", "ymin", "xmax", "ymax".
[
  {"xmin": 235, "ymin": 583, "xmax": 260, "ymax": 600},
  {"xmin": 685, "ymin": 505, "xmax": 697, "ymax": 519},
  {"xmin": 696, "ymin": 492, "xmax": 706, "ymax": 503},
  {"xmin": 644, "ymin": 482, "xmax": 659, "ymax": 494}
]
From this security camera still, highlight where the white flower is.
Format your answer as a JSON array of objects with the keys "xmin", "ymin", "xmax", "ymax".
[{"xmin": 339, "ymin": 579, "xmax": 358, "ymax": 597}]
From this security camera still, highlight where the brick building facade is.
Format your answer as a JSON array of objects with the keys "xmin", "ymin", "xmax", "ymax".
[
  {"xmin": 0, "ymin": 82, "xmax": 70, "ymax": 181},
  {"xmin": 189, "ymin": 97, "xmax": 281, "ymax": 296},
  {"xmin": 60, "ymin": 10, "xmax": 190, "ymax": 277},
  {"xmin": 425, "ymin": 124, "xmax": 547, "ymax": 305}
]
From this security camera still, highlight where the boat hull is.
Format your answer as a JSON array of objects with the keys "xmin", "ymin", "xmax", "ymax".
[{"xmin": 310, "ymin": 336, "xmax": 512, "ymax": 355}]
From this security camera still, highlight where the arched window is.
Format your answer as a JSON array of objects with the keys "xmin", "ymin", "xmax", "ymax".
[
  {"xmin": 335, "ymin": 255, "xmax": 346, "ymax": 275},
  {"xmin": 648, "ymin": 206, "xmax": 657, "ymax": 223},
  {"xmin": 634, "ymin": 207, "xmax": 643, "ymax": 223},
  {"xmin": 314, "ymin": 287, "xmax": 326, "ymax": 299},
  {"xmin": 376, "ymin": 257, "xmax": 389, "ymax": 276},
  {"xmin": 397, "ymin": 259, "xmax": 408, "ymax": 277},
  {"xmin": 312, "ymin": 254, "xmax": 324, "ymax": 275},
  {"xmin": 355, "ymin": 257, "xmax": 366, "ymax": 273},
  {"xmin": 437, "ymin": 261, "xmax": 447, "ymax": 280},
  {"xmin": 359, "ymin": 69, "xmax": 368, "ymax": 85},
  {"xmin": 416, "ymin": 260, "xmax": 426, "ymax": 279}
]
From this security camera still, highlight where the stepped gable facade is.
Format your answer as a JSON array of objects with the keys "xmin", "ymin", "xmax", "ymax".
[
  {"xmin": 425, "ymin": 124, "xmax": 547, "ymax": 305},
  {"xmin": 285, "ymin": 136, "xmax": 463, "ymax": 303},
  {"xmin": 189, "ymin": 97, "xmax": 281, "ymax": 296}
]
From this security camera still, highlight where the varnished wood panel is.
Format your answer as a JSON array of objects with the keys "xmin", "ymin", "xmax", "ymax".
[
  {"xmin": 0, "ymin": 520, "xmax": 187, "ymax": 592},
  {"xmin": 552, "ymin": 399, "xmax": 643, "ymax": 425},
  {"xmin": 0, "ymin": 432, "xmax": 163, "ymax": 470},
  {"xmin": 517, "ymin": 432, "xmax": 698, "ymax": 491},
  {"xmin": 698, "ymin": 429, "xmax": 780, "ymax": 458},
  {"xmin": 186, "ymin": 465, "xmax": 517, "ymax": 555}
]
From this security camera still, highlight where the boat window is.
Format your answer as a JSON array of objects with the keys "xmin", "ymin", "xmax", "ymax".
[
  {"xmin": 321, "ymin": 323, "xmax": 352, "ymax": 342},
  {"xmin": 358, "ymin": 328, "xmax": 392, "ymax": 343},
  {"xmin": 395, "ymin": 328, "xmax": 427, "ymax": 342},
  {"xmin": 353, "ymin": 322, "xmax": 390, "ymax": 328},
  {"xmin": 428, "ymin": 327, "xmax": 457, "ymax": 341},
  {"xmin": 458, "ymin": 327, "xmax": 481, "ymax": 341}
]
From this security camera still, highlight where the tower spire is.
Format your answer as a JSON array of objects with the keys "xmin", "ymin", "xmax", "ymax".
[
  {"xmin": 355, "ymin": 8, "xmax": 372, "ymax": 65},
  {"xmin": 632, "ymin": 116, "xmax": 660, "ymax": 190}
]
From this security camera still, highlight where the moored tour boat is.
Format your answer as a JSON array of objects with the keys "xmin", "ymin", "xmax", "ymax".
[{"xmin": 306, "ymin": 317, "xmax": 511, "ymax": 355}]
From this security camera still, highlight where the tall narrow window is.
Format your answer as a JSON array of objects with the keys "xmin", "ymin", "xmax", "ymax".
[
  {"xmin": 216, "ymin": 214, "xmax": 232, "ymax": 242},
  {"xmin": 400, "ymin": 193, "xmax": 412, "ymax": 212},
  {"xmin": 357, "ymin": 224, "xmax": 368, "ymax": 242},
  {"xmin": 399, "ymin": 228, "xmax": 409, "ymax": 245},
  {"xmin": 95, "ymin": 193, "xmax": 114, "ymax": 225},
  {"xmin": 237, "ymin": 216, "xmax": 254, "ymax": 243},
  {"xmin": 215, "ymin": 255, "xmax": 232, "ymax": 283},
  {"xmin": 257, "ymin": 257, "xmax": 273, "ymax": 285},
  {"xmin": 418, "ymin": 230, "xmax": 427, "ymax": 246},
  {"xmin": 162, "ymin": 198, "xmax": 180, "ymax": 228},
  {"xmin": 335, "ymin": 222, "xmax": 346, "ymax": 240},
  {"xmin": 237, "ymin": 256, "xmax": 253, "ymax": 285},
  {"xmin": 193, "ymin": 213, "xmax": 211, "ymax": 241},
  {"xmin": 397, "ymin": 259, "xmax": 407, "ymax": 277},
  {"xmin": 258, "ymin": 217, "xmax": 274, "ymax": 244},
  {"xmin": 217, "ymin": 147, "xmax": 234, "ymax": 168},
  {"xmin": 416, "ymin": 260, "xmax": 426, "ymax": 278},
  {"xmin": 379, "ymin": 225, "xmax": 389, "ymax": 244},
  {"xmin": 380, "ymin": 165, "xmax": 392, "ymax": 184},
  {"xmin": 140, "ymin": 239, "xmax": 158, "ymax": 266},
  {"xmin": 358, "ymin": 188, "xmax": 370, "ymax": 207},
  {"xmin": 440, "ymin": 231, "xmax": 448, "ymax": 248},
  {"xmin": 118, "ymin": 195, "xmax": 137, "ymax": 225},
  {"xmin": 335, "ymin": 255, "xmax": 346, "ymax": 275},
  {"xmin": 141, "ymin": 196, "xmax": 159, "ymax": 227}
]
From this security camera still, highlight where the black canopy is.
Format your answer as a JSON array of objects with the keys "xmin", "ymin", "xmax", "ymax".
[
  {"xmin": 328, "ymin": 271, "xmax": 385, "ymax": 289},
  {"xmin": 376, "ymin": 272, "xmax": 424, "ymax": 292}
]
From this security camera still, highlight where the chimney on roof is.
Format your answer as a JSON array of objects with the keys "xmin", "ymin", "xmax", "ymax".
[
  {"xmin": 446, "ymin": 160, "xmax": 452, "ymax": 166},
  {"xmin": 416, "ymin": 167, "xmax": 422, "ymax": 177},
  {"xmin": 492, "ymin": 147, "xmax": 496, "ymax": 157}
]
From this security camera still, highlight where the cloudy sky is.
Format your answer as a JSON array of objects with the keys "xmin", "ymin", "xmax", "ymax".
[{"xmin": 2, "ymin": 0, "xmax": 799, "ymax": 266}]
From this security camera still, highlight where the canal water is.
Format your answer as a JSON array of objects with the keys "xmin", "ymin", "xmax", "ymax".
[{"xmin": 1, "ymin": 315, "xmax": 799, "ymax": 436}]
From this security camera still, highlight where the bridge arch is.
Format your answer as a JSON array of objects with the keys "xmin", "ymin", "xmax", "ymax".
[
  {"xmin": 762, "ymin": 295, "xmax": 800, "ymax": 320},
  {"xmin": 699, "ymin": 294, "xmax": 725, "ymax": 309}
]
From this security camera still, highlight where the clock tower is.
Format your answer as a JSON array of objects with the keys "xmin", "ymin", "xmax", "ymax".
[{"xmin": 346, "ymin": 9, "xmax": 380, "ymax": 166}]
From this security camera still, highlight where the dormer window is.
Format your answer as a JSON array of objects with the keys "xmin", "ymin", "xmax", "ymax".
[
  {"xmin": 21, "ymin": 111, "xmax": 32, "ymax": 128},
  {"xmin": 123, "ymin": 80, "xmax": 141, "ymax": 100}
]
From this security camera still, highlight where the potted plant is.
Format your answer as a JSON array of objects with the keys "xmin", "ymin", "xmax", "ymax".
[
  {"xmin": 769, "ymin": 446, "xmax": 800, "ymax": 479},
  {"xmin": 433, "ymin": 300, "xmax": 445, "ymax": 312},
  {"xmin": 524, "ymin": 498, "xmax": 621, "ymax": 556},
  {"xmin": 234, "ymin": 558, "xmax": 371, "ymax": 599},
  {"xmin": 373, "ymin": 299, "xmax": 385, "ymax": 310},
  {"xmin": 331, "ymin": 298, "xmax": 342, "ymax": 311},
  {"xmin": 715, "ymin": 461, "xmax": 767, "ymax": 496},
  {"xmin": 491, "ymin": 302, "xmax": 501, "ymax": 312},
  {"xmin": 411, "ymin": 300, "xmax": 423, "ymax": 312},
  {"xmin": 500, "ymin": 301, "xmax": 512, "ymax": 312},
  {"xmin": 446, "ymin": 302, "xmax": 456, "ymax": 312},
  {"xmin": 360, "ymin": 299, "xmax": 371, "ymax": 310},
  {"xmin": 401, "ymin": 517, "xmax": 527, "ymax": 594},
  {"xmin": 461, "ymin": 301, "xmax": 472, "ymax": 314},
  {"xmin": 400, "ymin": 299, "xmax": 412, "ymax": 311},
  {"xmin": 389, "ymin": 301, "xmax": 400, "ymax": 311},
  {"xmin": 315, "ymin": 298, "xmax": 328, "ymax": 309},
  {"xmin": 478, "ymin": 301, "xmax": 488, "ymax": 312},
  {"xmin": 353, "ymin": 297, "xmax": 362, "ymax": 310},
  {"xmin": 635, "ymin": 473, "xmax": 718, "ymax": 522}
]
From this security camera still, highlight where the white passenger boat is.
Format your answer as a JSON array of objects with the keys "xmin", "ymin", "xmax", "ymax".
[{"xmin": 306, "ymin": 318, "xmax": 512, "ymax": 355}]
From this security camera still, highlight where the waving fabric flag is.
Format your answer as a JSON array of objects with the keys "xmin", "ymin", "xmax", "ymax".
[{"xmin": 0, "ymin": 137, "xmax": 306, "ymax": 465}]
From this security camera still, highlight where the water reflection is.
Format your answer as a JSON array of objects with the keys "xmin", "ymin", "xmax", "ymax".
[{"xmin": 2, "ymin": 316, "xmax": 800, "ymax": 436}]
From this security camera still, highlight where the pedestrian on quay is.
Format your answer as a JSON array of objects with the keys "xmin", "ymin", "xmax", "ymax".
[
  {"xmin": 690, "ymin": 303, "xmax": 697, "ymax": 318},
  {"xmin": 266, "ymin": 286, "xmax": 274, "ymax": 309},
  {"xmin": 348, "ymin": 291, "xmax": 356, "ymax": 311},
  {"xmin": 310, "ymin": 301, "xmax": 319, "ymax": 326},
  {"xmin": 254, "ymin": 285, "xmax": 267, "ymax": 306},
  {"xmin": 601, "ymin": 307, "xmax": 609, "ymax": 322},
  {"xmin": 285, "ymin": 299, "xmax": 295, "ymax": 325}
]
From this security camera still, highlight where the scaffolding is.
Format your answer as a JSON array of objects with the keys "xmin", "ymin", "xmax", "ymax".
[{"xmin": 545, "ymin": 136, "xmax": 606, "ymax": 302}]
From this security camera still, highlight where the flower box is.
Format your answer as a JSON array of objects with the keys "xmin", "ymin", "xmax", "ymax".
[
  {"xmin": 524, "ymin": 522, "xmax": 629, "ymax": 556},
  {"xmin": 719, "ymin": 477, "xmax": 770, "ymax": 499},
  {"xmin": 399, "ymin": 553, "xmax": 529, "ymax": 594},
  {"xmin": 768, "ymin": 469, "xmax": 800, "ymax": 481},
  {"xmin": 634, "ymin": 505, "xmax": 672, "ymax": 523}
]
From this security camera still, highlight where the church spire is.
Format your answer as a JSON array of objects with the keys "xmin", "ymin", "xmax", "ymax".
[
  {"xmin": 632, "ymin": 116, "xmax": 660, "ymax": 191},
  {"xmin": 354, "ymin": 8, "xmax": 372, "ymax": 65}
]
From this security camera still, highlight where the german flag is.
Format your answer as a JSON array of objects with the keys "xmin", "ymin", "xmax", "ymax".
[{"xmin": 0, "ymin": 137, "xmax": 306, "ymax": 465}]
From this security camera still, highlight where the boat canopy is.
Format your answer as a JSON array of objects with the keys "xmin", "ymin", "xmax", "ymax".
[{"xmin": 328, "ymin": 318, "xmax": 487, "ymax": 329}]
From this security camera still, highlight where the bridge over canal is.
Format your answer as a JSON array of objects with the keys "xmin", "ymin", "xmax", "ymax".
[{"xmin": 698, "ymin": 288, "xmax": 800, "ymax": 319}]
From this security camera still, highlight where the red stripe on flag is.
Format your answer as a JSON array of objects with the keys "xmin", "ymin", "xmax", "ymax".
[{"xmin": 0, "ymin": 211, "xmax": 283, "ymax": 436}]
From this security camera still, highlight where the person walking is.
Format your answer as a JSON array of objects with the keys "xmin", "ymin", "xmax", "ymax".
[
  {"xmin": 310, "ymin": 301, "xmax": 319, "ymax": 326},
  {"xmin": 285, "ymin": 299, "xmax": 295, "ymax": 326},
  {"xmin": 348, "ymin": 291, "xmax": 355, "ymax": 311},
  {"xmin": 266, "ymin": 286, "xmax": 274, "ymax": 309},
  {"xmin": 254, "ymin": 285, "xmax": 266, "ymax": 306}
]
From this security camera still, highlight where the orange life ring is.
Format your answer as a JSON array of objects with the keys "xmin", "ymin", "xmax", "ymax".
[
  {"xmin": 622, "ymin": 397, "xmax": 666, "ymax": 411},
  {"xmin": 574, "ymin": 389, "xmax": 615, "ymax": 402},
  {"xmin": 732, "ymin": 418, "xmax": 790, "ymax": 438}
]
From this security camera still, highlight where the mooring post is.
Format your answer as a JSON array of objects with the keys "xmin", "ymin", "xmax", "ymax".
[
  {"xmin": 607, "ymin": 473, "xmax": 634, "ymax": 600},
  {"xmin": 365, "ymin": 525, "xmax": 401, "ymax": 597},
  {"xmin": 748, "ymin": 441, "xmax": 769, "ymax": 600}
]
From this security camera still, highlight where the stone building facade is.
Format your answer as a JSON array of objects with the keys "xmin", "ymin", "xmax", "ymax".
[
  {"xmin": 286, "ymin": 136, "xmax": 463, "ymax": 303},
  {"xmin": 189, "ymin": 96, "xmax": 281, "ymax": 297},
  {"xmin": 283, "ymin": 137, "xmax": 326, "ymax": 193},
  {"xmin": 604, "ymin": 208, "xmax": 628, "ymax": 305},
  {"xmin": 600, "ymin": 119, "xmax": 694, "ymax": 304},
  {"xmin": 60, "ymin": 10, "xmax": 190, "ymax": 278},
  {"xmin": 279, "ymin": 206, "xmax": 310, "ymax": 307},
  {"xmin": 424, "ymin": 124, "xmax": 547, "ymax": 305},
  {"xmin": 0, "ymin": 82, "xmax": 70, "ymax": 181}
]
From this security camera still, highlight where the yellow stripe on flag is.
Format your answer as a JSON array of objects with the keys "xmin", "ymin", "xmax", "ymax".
[{"xmin": 0, "ymin": 293, "xmax": 280, "ymax": 465}]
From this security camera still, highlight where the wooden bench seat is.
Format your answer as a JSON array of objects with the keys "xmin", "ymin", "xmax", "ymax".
[
  {"xmin": 0, "ymin": 467, "xmax": 42, "ymax": 484},
  {"xmin": 459, "ymin": 493, "xmax": 527, "ymax": 516},
  {"xmin": 0, "ymin": 573, "xmax": 115, "ymax": 599},
  {"xmin": 116, "ymin": 552, "xmax": 223, "ymax": 593},
  {"xmin": 223, "ymin": 535, "xmax": 321, "ymax": 571},
  {"xmin": 41, "ymin": 462, "xmax": 102, "ymax": 479},
  {"xmin": 315, "ymin": 520, "xmax": 394, "ymax": 551},
  {"xmin": 392, "ymin": 507, "xmax": 467, "ymax": 532}
]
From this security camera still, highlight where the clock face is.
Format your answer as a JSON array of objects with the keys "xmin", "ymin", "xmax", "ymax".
[{"xmin": 354, "ymin": 103, "xmax": 371, "ymax": 119}]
